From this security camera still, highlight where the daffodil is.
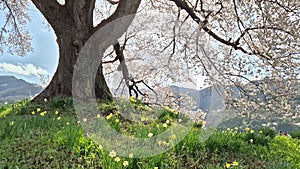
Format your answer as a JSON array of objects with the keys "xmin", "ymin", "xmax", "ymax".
[
  {"xmin": 166, "ymin": 120, "xmax": 170, "ymax": 124},
  {"xmin": 123, "ymin": 161, "xmax": 129, "ymax": 166},
  {"xmin": 249, "ymin": 139, "xmax": 254, "ymax": 143},
  {"xmin": 163, "ymin": 123, "xmax": 168, "ymax": 128},
  {"xmin": 148, "ymin": 133, "xmax": 153, "ymax": 137},
  {"xmin": 31, "ymin": 111, "xmax": 35, "ymax": 115},
  {"xmin": 114, "ymin": 157, "xmax": 120, "ymax": 162},
  {"xmin": 9, "ymin": 121, "xmax": 14, "ymax": 126},
  {"xmin": 66, "ymin": 122, "xmax": 70, "ymax": 125},
  {"xmin": 37, "ymin": 108, "xmax": 41, "ymax": 112},
  {"xmin": 225, "ymin": 163, "xmax": 231, "ymax": 168},
  {"xmin": 232, "ymin": 161, "xmax": 238, "ymax": 166},
  {"xmin": 115, "ymin": 119, "xmax": 120, "ymax": 123},
  {"xmin": 57, "ymin": 116, "xmax": 61, "ymax": 120},
  {"xmin": 55, "ymin": 111, "xmax": 59, "ymax": 115},
  {"xmin": 83, "ymin": 118, "xmax": 87, "ymax": 122},
  {"xmin": 245, "ymin": 127, "xmax": 250, "ymax": 132},
  {"xmin": 106, "ymin": 113, "xmax": 113, "ymax": 120},
  {"xmin": 40, "ymin": 112, "xmax": 45, "ymax": 116},
  {"xmin": 250, "ymin": 129, "xmax": 254, "ymax": 134},
  {"xmin": 259, "ymin": 130, "xmax": 263, "ymax": 134},
  {"xmin": 234, "ymin": 127, "xmax": 238, "ymax": 131},
  {"xmin": 128, "ymin": 153, "xmax": 133, "ymax": 158},
  {"xmin": 227, "ymin": 128, "xmax": 231, "ymax": 131},
  {"xmin": 154, "ymin": 167, "xmax": 159, "ymax": 169},
  {"xmin": 109, "ymin": 150, "xmax": 116, "ymax": 158}
]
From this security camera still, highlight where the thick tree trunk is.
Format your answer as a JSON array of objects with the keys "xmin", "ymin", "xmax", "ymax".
[
  {"xmin": 32, "ymin": 0, "xmax": 112, "ymax": 102},
  {"xmin": 31, "ymin": 0, "xmax": 141, "ymax": 102}
]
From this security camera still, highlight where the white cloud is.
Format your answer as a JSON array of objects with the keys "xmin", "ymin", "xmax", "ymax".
[{"xmin": 0, "ymin": 62, "xmax": 49, "ymax": 77}]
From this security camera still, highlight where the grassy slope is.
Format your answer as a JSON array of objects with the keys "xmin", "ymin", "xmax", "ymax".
[{"xmin": 0, "ymin": 99, "xmax": 299, "ymax": 169}]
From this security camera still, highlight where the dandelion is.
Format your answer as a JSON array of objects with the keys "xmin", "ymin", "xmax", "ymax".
[
  {"xmin": 123, "ymin": 161, "xmax": 129, "ymax": 166},
  {"xmin": 250, "ymin": 129, "xmax": 254, "ymax": 134},
  {"xmin": 114, "ymin": 157, "xmax": 120, "ymax": 162},
  {"xmin": 249, "ymin": 139, "xmax": 254, "ymax": 143},
  {"xmin": 163, "ymin": 123, "xmax": 168, "ymax": 128},
  {"xmin": 109, "ymin": 150, "xmax": 116, "ymax": 158},
  {"xmin": 55, "ymin": 111, "xmax": 59, "ymax": 115},
  {"xmin": 232, "ymin": 161, "xmax": 238, "ymax": 166},
  {"xmin": 9, "ymin": 121, "xmax": 14, "ymax": 126},
  {"xmin": 106, "ymin": 113, "xmax": 113, "ymax": 120},
  {"xmin": 148, "ymin": 133, "xmax": 153, "ymax": 138},
  {"xmin": 225, "ymin": 163, "xmax": 231, "ymax": 168},
  {"xmin": 245, "ymin": 127, "xmax": 250, "ymax": 132},
  {"xmin": 128, "ymin": 153, "xmax": 133, "ymax": 158},
  {"xmin": 115, "ymin": 119, "xmax": 120, "ymax": 123},
  {"xmin": 83, "ymin": 118, "xmax": 87, "ymax": 122},
  {"xmin": 37, "ymin": 108, "xmax": 41, "ymax": 112},
  {"xmin": 31, "ymin": 111, "xmax": 35, "ymax": 115},
  {"xmin": 96, "ymin": 114, "xmax": 101, "ymax": 118},
  {"xmin": 57, "ymin": 116, "xmax": 61, "ymax": 120}
]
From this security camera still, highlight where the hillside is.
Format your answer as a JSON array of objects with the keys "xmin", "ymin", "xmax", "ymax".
[{"xmin": 0, "ymin": 76, "xmax": 43, "ymax": 103}]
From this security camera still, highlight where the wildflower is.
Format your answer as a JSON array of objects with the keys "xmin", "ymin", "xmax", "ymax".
[
  {"xmin": 57, "ymin": 116, "xmax": 61, "ymax": 120},
  {"xmin": 128, "ymin": 153, "xmax": 133, "ymax": 158},
  {"xmin": 55, "ymin": 111, "xmax": 59, "ymax": 115},
  {"xmin": 249, "ymin": 139, "xmax": 254, "ymax": 143},
  {"xmin": 259, "ymin": 130, "xmax": 263, "ymax": 134},
  {"xmin": 31, "ymin": 111, "xmax": 35, "ymax": 115},
  {"xmin": 114, "ymin": 157, "xmax": 120, "ymax": 162},
  {"xmin": 66, "ymin": 122, "xmax": 70, "ymax": 125},
  {"xmin": 225, "ymin": 163, "xmax": 231, "ymax": 168},
  {"xmin": 166, "ymin": 120, "xmax": 170, "ymax": 124},
  {"xmin": 129, "ymin": 96, "xmax": 136, "ymax": 102},
  {"xmin": 9, "ymin": 121, "xmax": 14, "ymax": 126},
  {"xmin": 115, "ymin": 119, "xmax": 120, "ymax": 123},
  {"xmin": 245, "ymin": 127, "xmax": 250, "ymax": 132},
  {"xmin": 83, "ymin": 118, "xmax": 87, "ymax": 122},
  {"xmin": 232, "ymin": 161, "xmax": 238, "ymax": 166},
  {"xmin": 109, "ymin": 150, "xmax": 116, "ymax": 158},
  {"xmin": 123, "ymin": 161, "xmax": 129, "ymax": 166},
  {"xmin": 148, "ymin": 133, "xmax": 153, "ymax": 137},
  {"xmin": 163, "ymin": 123, "xmax": 168, "ymax": 128},
  {"xmin": 106, "ymin": 113, "xmax": 113, "ymax": 120},
  {"xmin": 250, "ymin": 129, "xmax": 254, "ymax": 134},
  {"xmin": 97, "ymin": 114, "xmax": 101, "ymax": 118},
  {"xmin": 37, "ymin": 108, "xmax": 41, "ymax": 112}
]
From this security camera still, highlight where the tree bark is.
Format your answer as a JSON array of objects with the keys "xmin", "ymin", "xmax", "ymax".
[{"xmin": 31, "ymin": 0, "xmax": 141, "ymax": 102}]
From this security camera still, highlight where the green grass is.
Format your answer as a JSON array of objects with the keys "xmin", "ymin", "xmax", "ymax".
[{"xmin": 0, "ymin": 98, "xmax": 299, "ymax": 169}]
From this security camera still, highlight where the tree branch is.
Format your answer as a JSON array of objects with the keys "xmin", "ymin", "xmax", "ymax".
[{"xmin": 93, "ymin": 0, "xmax": 141, "ymax": 33}]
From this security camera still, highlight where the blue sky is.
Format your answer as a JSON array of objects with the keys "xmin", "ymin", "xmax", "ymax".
[{"xmin": 0, "ymin": 5, "xmax": 58, "ymax": 86}]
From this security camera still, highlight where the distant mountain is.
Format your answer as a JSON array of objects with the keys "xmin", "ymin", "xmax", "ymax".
[{"xmin": 0, "ymin": 76, "xmax": 43, "ymax": 103}]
